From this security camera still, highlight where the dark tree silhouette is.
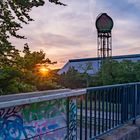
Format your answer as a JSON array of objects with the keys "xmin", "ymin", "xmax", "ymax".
[
  {"xmin": 0, "ymin": 0, "xmax": 65, "ymax": 39},
  {"xmin": 0, "ymin": 0, "xmax": 65, "ymax": 67}
]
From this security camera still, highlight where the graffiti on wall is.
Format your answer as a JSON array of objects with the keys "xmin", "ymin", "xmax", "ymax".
[
  {"xmin": 0, "ymin": 99, "xmax": 67, "ymax": 140},
  {"xmin": 33, "ymin": 128, "xmax": 67, "ymax": 140},
  {"xmin": 67, "ymin": 98, "xmax": 77, "ymax": 140},
  {"xmin": 0, "ymin": 107, "xmax": 35, "ymax": 140},
  {"xmin": 22, "ymin": 100, "xmax": 66, "ymax": 122},
  {"xmin": 0, "ymin": 98, "xmax": 78, "ymax": 140}
]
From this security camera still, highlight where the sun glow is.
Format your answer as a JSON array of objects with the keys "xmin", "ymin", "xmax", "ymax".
[{"xmin": 39, "ymin": 66, "xmax": 49, "ymax": 76}]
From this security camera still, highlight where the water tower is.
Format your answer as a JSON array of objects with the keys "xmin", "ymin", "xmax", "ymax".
[{"xmin": 95, "ymin": 13, "xmax": 114, "ymax": 59}]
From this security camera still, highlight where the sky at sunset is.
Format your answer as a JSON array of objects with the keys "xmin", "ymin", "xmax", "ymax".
[{"xmin": 11, "ymin": 0, "xmax": 140, "ymax": 69}]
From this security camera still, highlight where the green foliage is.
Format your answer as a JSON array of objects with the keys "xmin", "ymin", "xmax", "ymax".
[
  {"xmin": 19, "ymin": 43, "xmax": 56, "ymax": 71},
  {"xmin": 0, "ymin": 0, "xmax": 65, "ymax": 95},
  {"xmin": 95, "ymin": 59, "xmax": 140, "ymax": 86},
  {"xmin": 19, "ymin": 46, "xmax": 60, "ymax": 91},
  {"xmin": 59, "ymin": 59, "xmax": 140, "ymax": 89},
  {"xmin": 0, "ymin": 46, "xmax": 61, "ymax": 95},
  {"xmin": 96, "ymin": 59, "xmax": 119, "ymax": 85},
  {"xmin": 134, "ymin": 61, "xmax": 140, "ymax": 81},
  {"xmin": 36, "ymin": 79, "xmax": 62, "ymax": 91},
  {"xmin": 19, "ymin": 45, "xmax": 59, "ymax": 90},
  {"xmin": 0, "ymin": 0, "xmax": 65, "ymax": 67},
  {"xmin": 43, "ymin": 69, "xmax": 62, "ymax": 89},
  {"xmin": 59, "ymin": 67, "xmax": 89, "ymax": 89},
  {"xmin": 0, "ymin": 66, "xmax": 36, "ymax": 95},
  {"xmin": 0, "ymin": 0, "xmax": 65, "ymax": 39}
]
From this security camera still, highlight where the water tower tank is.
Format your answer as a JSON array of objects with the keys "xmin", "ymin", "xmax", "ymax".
[
  {"xmin": 96, "ymin": 13, "xmax": 113, "ymax": 33},
  {"xmin": 95, "ymin": 13, "xmax": 114, "ymax": 60}
]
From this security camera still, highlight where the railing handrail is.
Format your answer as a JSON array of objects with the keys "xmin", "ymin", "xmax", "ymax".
[
  {"xmin": 0, "ymin": 82, "xmax": 140, "ymax": 109},
  {"xmin": 0, "ymin": 89, "xmax": 86, "ymax": 109},
  {"xmin": 87, "ymin": 82, "xmax": 140, "ymax": 91}
]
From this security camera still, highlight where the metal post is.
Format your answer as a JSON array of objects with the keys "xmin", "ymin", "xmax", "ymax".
[
  {"xmin": 80, "ymin": 96, "xmax": 83, "ymax": 140},
  {"xmin": 66, "ymin": 98, "xmax": 70, "ymax": 140},
  {"xmin": 133, "ymin": 84, "xmax": 137, "ymax": 124},
  {"xmin": 90, "ymin": 93, "xmax": 93, "ymax": 138},
  {"xmin": 121, "ymin": 87, "xmax": 125, "ymax": 123},
  {"xmin": 85, "ymin": 93, "xmax": 88, "ymax": 140}
]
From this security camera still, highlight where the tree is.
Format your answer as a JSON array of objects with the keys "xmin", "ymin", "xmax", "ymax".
[
  {"xmin": 0, "ymin": 0, "xmax": 66, "ymax": 94},
  {"xmin": 0, "ymin": 45, "xmax": 61, "ymax": 95},
  {"xmin": 59, "ymin": 67, "xmax": 88, "ymax": 89},
  {"xmin": 78, "ymin": 62, "xmax": 95, "ymax": 87},
  {"xmin": 94, "ymin": 59, "xmax": 139, "ymax": 86},
  {"xmin": 0, "ymin": 66, "xmax": 36, "ymax": 95},
  {"xmin": 0, "ymin": 0, "xmax": 65, "ymax": 40},
  {"xmin": 116, "ymin": 60, "xmax": 137, "ymax": 83},
  {"xmin": 21, "ymin": 43, "xmax": 56, "ymax": 71},
  {"xmin": 18, "ymin": 45, "xmax": 56, "ymax": 80},
  {"xmin": 134, "ymin": 61, "xmax": 140, "ymax": 81},
  {"xmin": 0, "ymin": 0, "xmax": 65, "ymax": 67},
  {"xmin": 99, "ymin": 59, "xmax": 119, "ymax": 85}
]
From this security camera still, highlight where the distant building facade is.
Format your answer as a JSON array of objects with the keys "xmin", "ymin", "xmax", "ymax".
[{"xmin": 58, "ymin": 54, "xmax": 140, "ymax": 75}]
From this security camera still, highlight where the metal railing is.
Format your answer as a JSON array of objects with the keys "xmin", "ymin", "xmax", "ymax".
[
  {"xmin": 74, "ymin": 82, "xmax": 140, "ymax": 140},
  {"xmin": 0, "ymin": 83, "xmax": 140, "ymax": 140}
]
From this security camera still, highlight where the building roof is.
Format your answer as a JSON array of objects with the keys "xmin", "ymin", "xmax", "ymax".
[{"xmin": 69, "ymin": 54, "xmax": 140, "ymax": 63}]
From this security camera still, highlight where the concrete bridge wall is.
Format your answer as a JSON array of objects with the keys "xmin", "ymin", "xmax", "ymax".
[
  {"xmin": 0, "ymin": 89, "xmax": 85, "ymax": 140},
  {"xmin": 0, "ymin": 100, "xmax": 67, "ymax": 139}
]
